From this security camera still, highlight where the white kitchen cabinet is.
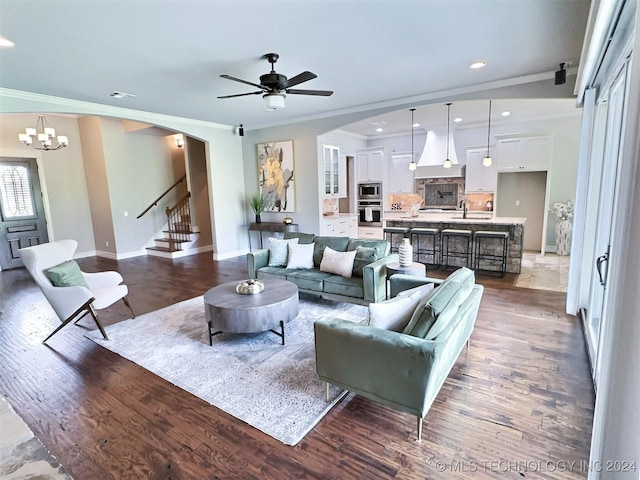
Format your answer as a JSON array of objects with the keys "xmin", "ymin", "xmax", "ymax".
[
  {"xmin": 356, "ymin": 148, "xmax": 385, "ymax": 183},
  {"xmin": 357, "ymin": 226, "xmax": 384, "ymax": 239},
  {"xmin": 320, "ymin": 215, "xmax": 358, "ymax": 237},
  {"xmin": 465, "ymin": 147, "xmax": 497, "ymax": 193},
  {"xmin": 388, "ymin": 154, "xmax": 414, "ymax": 193},
  {"xmin": 322, "ymin": 144, "xmax": 345, "ymax": 197},
  {"xmin": 496, "ymin": 135, "xmax": 552, "ymax": 172}
]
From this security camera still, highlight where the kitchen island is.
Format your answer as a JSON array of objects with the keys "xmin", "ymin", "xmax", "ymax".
[{"xmin": 384, "ymin": 211, "xmax": 526, "ymax": 273}]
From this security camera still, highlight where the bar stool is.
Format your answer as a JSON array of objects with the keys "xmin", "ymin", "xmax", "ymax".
[
  {"xmin": 440, "ymin": 228, "xmax": 473, "ymax": 270},
  {"xmin": 473, "ymin": 230, "xmax": 509, "ymax": 277},
  {"xmin": 383, "ymin": 226, "xmax": 410, "ymax": 253},
  {"xmin": 410, "ymin": 227, "xmax": 441, "ymax": 267}
]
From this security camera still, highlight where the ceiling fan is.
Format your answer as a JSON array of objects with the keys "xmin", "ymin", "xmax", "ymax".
[{"xmin": 218, "ymin": 53, "xmax": 333, "ymax": 110}]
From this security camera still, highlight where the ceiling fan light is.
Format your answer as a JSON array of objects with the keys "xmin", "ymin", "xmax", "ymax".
[
  {"xmin": 483, "ymin": 156, "xmax": 493, "ymax": 167},
  {"xmin": 263, "ymin": 93, "xmax": 286, "ymax": 111}
]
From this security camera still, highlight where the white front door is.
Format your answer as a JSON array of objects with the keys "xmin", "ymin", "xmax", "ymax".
[{"xmin": 0, "ymin": 157, "xmax": 49, "ymax": 269}]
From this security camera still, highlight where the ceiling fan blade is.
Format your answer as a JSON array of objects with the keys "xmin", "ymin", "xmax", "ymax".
[
  {"xmin": 286, "ymin": 88, "xmax": 334, "ymax": 96},
  {"xmin": 220, "ymin": 74, "xmax": 266, "ymax": 90},
  {"xmin": 217, "ymin": 91, "xmax": 264, "ymax": 99},
  {"xmin": 281, "ymin": 71, "xmax": 317, "ymax": 89}
]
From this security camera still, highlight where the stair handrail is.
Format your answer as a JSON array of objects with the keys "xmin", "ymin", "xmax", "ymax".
[{"xmin": 137, "ymin": 174, "xmax": 187, "ymax": 219}]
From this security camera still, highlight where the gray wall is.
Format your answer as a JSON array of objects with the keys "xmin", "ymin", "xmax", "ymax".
[
  {"xmin": 186, "ymin": 137, "xmax": 212, "ymax": 247},
  {"xmin": 78, "ymin": 116, "xmax": 116, "ymax": 254},
  {"xmin": 0, "ymin": 113, "xmax": 96, "ymax": 255}
]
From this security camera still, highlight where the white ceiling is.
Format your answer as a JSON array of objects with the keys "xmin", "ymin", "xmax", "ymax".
[{"xmin": 0, "ymin": 0, "xmax": 590, "ymax": 134}]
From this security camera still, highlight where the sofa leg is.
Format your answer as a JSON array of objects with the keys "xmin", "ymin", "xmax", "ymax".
[
  {"xmin": 325, "ymin": 382, "xmax": 330, "ymax": 403},
  {"xmin": 417, "ymin": 416, "xmax": 423, "ymax": 442}
]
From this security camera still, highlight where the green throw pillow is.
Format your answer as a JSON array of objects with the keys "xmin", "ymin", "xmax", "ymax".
[
  {"xmin": 352, "ymin": 246, "xmax": 378, "ymax": 277},
  {"xmin": 45, "ymin": 260, "xmax": 89, "ymax": 288},
  {"xmin": 283, "ymin": 231, "xmax": 316, "ymax": 244}
]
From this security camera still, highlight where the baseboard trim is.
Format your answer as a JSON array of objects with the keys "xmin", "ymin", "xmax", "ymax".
[{"xmin": 213, "ymin": 249, "xmax": 248, "ymax": 261}]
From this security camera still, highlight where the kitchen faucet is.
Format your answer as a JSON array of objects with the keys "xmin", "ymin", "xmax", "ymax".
[{"xmin": 459, "ymin": 199, "xmax": 468, "ymax": 219}]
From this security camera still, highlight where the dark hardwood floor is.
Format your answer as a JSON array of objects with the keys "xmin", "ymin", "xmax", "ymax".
[{"xmin": 1, "ymin": 253, "xmax": 594, "ymax": 479}]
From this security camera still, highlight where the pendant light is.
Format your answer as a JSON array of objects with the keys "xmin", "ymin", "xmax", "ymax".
[
  {"xmin": 443, "ymin": 103, "xmax": 452, "ymax": 168},
  {"xmin": 483, "ymin": 100, "xmax": 493, "ymax": 167},
  {"xmin": 409, "ymin": 108, "xmax": 417, "ymax": 171}
]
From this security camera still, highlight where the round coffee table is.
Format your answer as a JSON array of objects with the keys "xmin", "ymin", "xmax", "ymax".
[{"xmin": 203, "ymin": 279, "xmax": 299, "ymax": 346}]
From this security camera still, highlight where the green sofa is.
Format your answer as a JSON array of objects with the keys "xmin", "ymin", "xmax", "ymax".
[
  {"xmin": 314, "ymin": 267, "xmax": 483, "ymax": 440},
  {"xmin": 247, "ymin": 232, "xmax": 397, "ymax": 305}
]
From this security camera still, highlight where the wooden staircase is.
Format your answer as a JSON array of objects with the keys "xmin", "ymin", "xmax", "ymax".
[{"xmin": 145, "ymin": 193, "xmax": 199, "ymax": 258}]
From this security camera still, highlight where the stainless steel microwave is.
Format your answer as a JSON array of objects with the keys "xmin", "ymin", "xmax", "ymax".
[{"xmin": 358, "ymin": 182, "xmax": 382, "ymax": 200}]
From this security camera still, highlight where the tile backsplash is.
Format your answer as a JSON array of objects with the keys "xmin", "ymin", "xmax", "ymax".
[
  {"xmin": 322, "ymin": 198, "xmax": 338, "ymax": 215},
  {"xmin": 389, "ymin": 178, "xmax": 495, "ymax": 211},
  {"xmin": 415, "ymin": 177, "xmax": 465, "ymax": 208}
]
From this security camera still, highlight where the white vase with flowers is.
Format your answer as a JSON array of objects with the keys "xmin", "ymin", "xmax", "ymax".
[{"xmin": 550, "ymin": 199, "xmax": 574, "ymax": 256}]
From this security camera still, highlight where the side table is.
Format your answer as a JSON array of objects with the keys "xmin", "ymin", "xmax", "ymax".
[
  {"xmin": 385, "ymin": 261, "xmax": 427, "ymax": 298},
  {"xmin": 248, "ymin": 222, "xmax": 299, "ymax": 250}
]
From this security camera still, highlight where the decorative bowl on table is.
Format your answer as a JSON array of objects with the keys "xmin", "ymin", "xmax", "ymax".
[{"xmin": 236, "ymin": 279, "xmax": 265, "ymax": 295}]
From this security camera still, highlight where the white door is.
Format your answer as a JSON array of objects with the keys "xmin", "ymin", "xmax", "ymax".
[{"xmin": 585, "ymin": 63, "xmax": 628, "ymax": 387}]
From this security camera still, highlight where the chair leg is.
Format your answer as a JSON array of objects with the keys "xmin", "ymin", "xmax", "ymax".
[
  {"xmin": 417, "ymin": 416, "xmax": 423, "ymax": 442},
  {"xmin": 88, "ymin": 303, "xmax": 109, "ymax": 340},
  {"xmin": 43, "ymin": 298, "xmax": 94, "ymax": 343},
  {"xmin": 325, "ymin": 382, "xmax": 330, "ymax": 403},
  {"xmin": 122, "ymin": 296, "xmax": 135, "ymax": 318}
]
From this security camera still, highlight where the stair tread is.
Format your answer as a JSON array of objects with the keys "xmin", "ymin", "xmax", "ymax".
[
  {"xmin": 163, "ymin": 229, "xmax": 194, "ymax": 234},
  {"xmin": 155, "ymin": 238, "xmax": 189, "ymax": 244},
  {"xmin": 146, "ymin": 246, "xmax": 183, "ymax": 252}
]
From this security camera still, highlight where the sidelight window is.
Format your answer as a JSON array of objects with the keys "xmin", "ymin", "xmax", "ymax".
[{"xmin": 0, "ymin": 164, "xmax": 35, "ymax": 219}]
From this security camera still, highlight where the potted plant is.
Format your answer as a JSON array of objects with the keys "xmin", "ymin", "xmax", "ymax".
[{"xmin": 249, "ymin": 192, "xmax": 267, "ymax": 224}]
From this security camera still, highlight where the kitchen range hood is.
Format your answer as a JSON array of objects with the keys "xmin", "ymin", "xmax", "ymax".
[{"xmin": 413, "ymin": 128, "xmax": 464, "ymax": 177}]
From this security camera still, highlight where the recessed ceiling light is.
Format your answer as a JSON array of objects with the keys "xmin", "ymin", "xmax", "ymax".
[
  {"xmin": 453, "ymin": 117, "xmax": 463, "ymax": 123},
  {"xmin": 107, "ymin": 91, "xmax": 136, "ymax": 99},
  {"xmin": 412, "ymin": 122, "xmax": 420, "ymax": 128},
  {"xmin": 370, "ymin": 120, "xmax": 387, "ymax": 126},
  {"xmin": 501, "ymin": 110, "xmax": 511, "ymax": 117},
  {"xmin": 375, "ymin": 127, "xmax": 384, "ymax": 133},
  {"xmin": 470, "ymin": 60, "xmax": 487, "ymax": 69},
  {"xmin": 0, "ymin": 35, "xmax": 15, "ymax": 47}
]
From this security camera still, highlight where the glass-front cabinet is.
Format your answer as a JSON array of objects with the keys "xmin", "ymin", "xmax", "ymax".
[{"xmin": 322, "ymin": 144, "xmax": 344, "ymax": 197}]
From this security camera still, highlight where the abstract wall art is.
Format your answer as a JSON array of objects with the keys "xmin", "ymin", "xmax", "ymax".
[{"xmin": 257, "ymin": 140, "xmax": 295, "ymax": 212}]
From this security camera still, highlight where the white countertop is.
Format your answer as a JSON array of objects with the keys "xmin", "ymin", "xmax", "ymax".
[
  {"xmin": 384, "ymin": 211, "xmax": 526, "ymax": 225},
  {"xmin": 321, "ymin": 212, "xmax": 357, "ymax": 219}
]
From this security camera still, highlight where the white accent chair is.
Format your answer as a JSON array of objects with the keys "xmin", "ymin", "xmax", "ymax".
[{"xmin": 18, "ymin": 239, "xmax": 135, "ymax": 343}]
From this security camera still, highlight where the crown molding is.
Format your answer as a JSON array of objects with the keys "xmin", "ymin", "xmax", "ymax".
[{"xmin": 0, "ymin": 88, "xmax": 234, "ymax": 132}]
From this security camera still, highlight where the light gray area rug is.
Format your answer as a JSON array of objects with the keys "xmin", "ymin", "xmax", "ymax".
[{"xmin": 86, "ymin": 294, "xmax": 368, "ymax": 445}]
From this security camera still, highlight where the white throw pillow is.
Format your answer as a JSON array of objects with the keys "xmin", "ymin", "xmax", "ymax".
[
  {"xmin": 397, "ymin": 283, "xmax": 435, "ymax": 299},
  {"xmin": 286, "ymin": 242, "xmax": 315, "ymax": 269},
  {"xmin": 319, "ymin": 246, "xmax": 357, "ymax": 278},
  {"xmin": 368, "ymin": 287, "xmax": 427, "ymax": 331},
  {"xmin": 268, "ymin": 237, "xmax": 299, "ymax": 267}
]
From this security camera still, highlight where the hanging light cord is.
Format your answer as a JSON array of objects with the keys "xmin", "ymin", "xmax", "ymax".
[
  {"xmin": 446, "ymin": 103, "xmax": 451, "ymax": 159},
  {"xmin": 486, "ymin": 100, "xmax": 492, "ymax": 157},
  {"xmin": 411, "ymin": 108, "xmax": 415, "ymax": 158}
]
